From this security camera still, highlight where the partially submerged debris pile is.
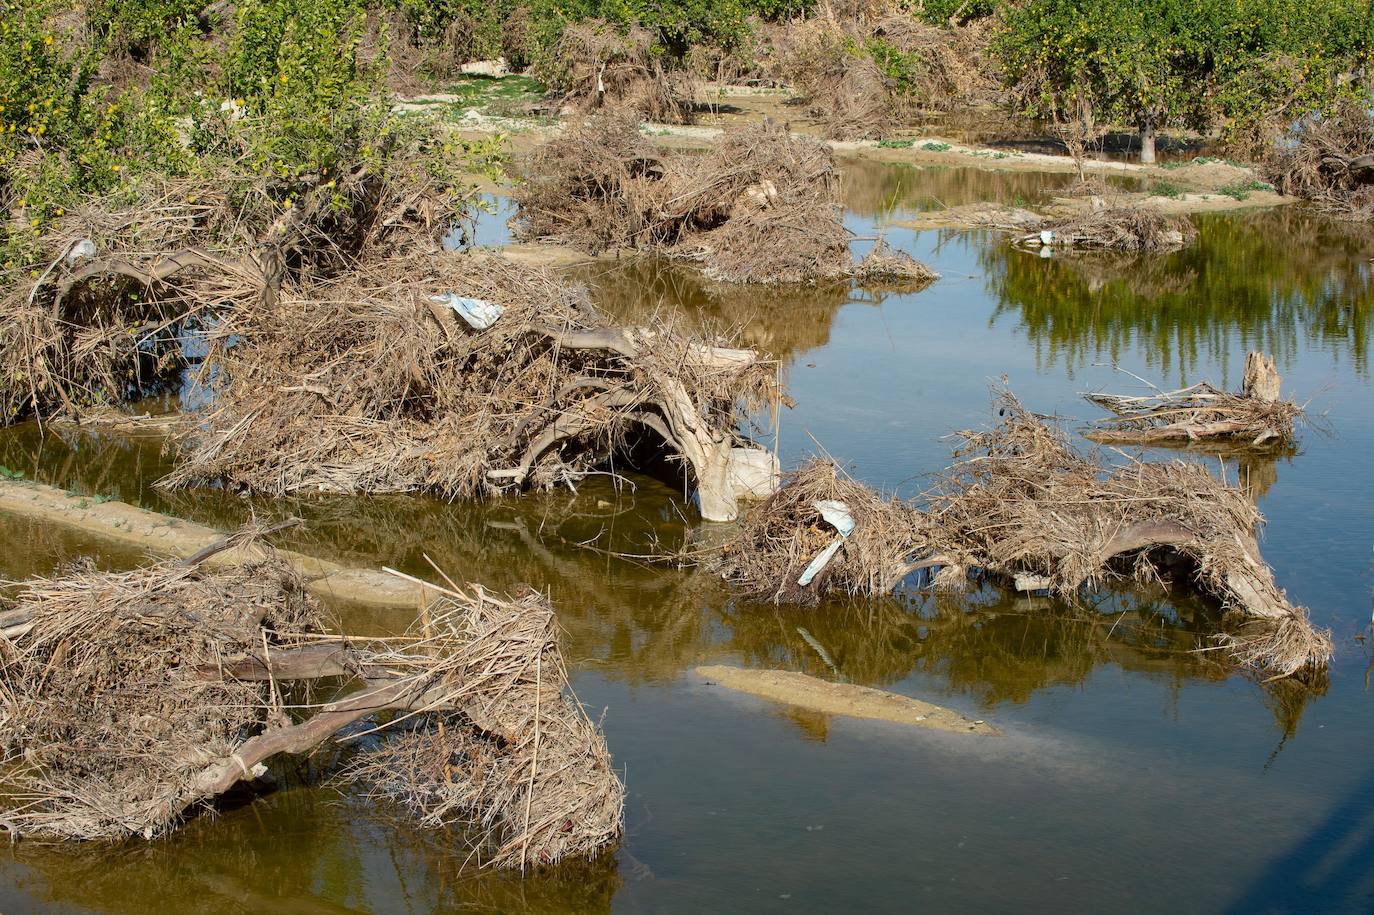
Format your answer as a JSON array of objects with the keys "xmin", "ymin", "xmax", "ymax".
[
  {"xmin": 0, "ymin": 554, "xmax": 624, "ymax": 864},
  {"xmin": 716, "ymin": 391, "xmax": 1330, "ymax": 680},
  {"xmin": 1267, "ymin": 101, "xmax": 1374, "ymax": 221},
  {"xmin": 718, "ymin": 460, "xmax": 924, "ymax": 604},
  {"xmin": 1084, "ymin": 352, "xmax": 1302, "ymax": 447},
  {"xmin": 2, "ymin": 164, "xmax": 780, "ymax": 521},
  {"xmin": 1, "ymin": 154, "xmax": 464, "ymax": 427},
  {"xmin": 537, "ymin": 21, "xmax": 695, "ymax": 123},
  {"xmin": 513, "ymin": 115, "xmax": 938, "ymax": 285},
  {"xmin": 1016, "ymin": 207, "xmax": 1198, "ymax": 252},
  {"xmin": 159, "ymin": 250, "xmax": 778, "ymax": 522}
]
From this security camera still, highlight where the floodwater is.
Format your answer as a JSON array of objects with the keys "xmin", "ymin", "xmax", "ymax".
[{"xmin": 2, "ymin": 162, "xmax": 1373, "ymax": 914}]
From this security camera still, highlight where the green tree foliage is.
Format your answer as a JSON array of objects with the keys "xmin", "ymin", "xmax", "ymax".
[{"xmin": 996, "ymin": 0, "xmax": 1374, "ymax": 156}]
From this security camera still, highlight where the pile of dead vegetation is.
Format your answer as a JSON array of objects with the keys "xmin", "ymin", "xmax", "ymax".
[
  {"xmin": 1015, "ymin": 206, "xmax": 1198, "ymax": 252},
  {"xmin": 1266, "ymin": 101, "xmax": 1374, "ymax": 221},
  {"xmin": 533, "ymin": 20, "xmax": 696, "ymax": 124},
  {"xmin": 764, "ymin": 12, "xmax": 999, "ymax": 140},
  {"xmin": 512, "ymin": 114, "xmax": 939, "ymax": 285},
  {"xmin": 717, "ymin": 460, "xmax": 925, "ymax": 604},
  {"xmin": 714, "ymin": 390, "xmax": 1331, "ymax": 681},
  {"xmin": 0, "ymin": 550, "xmax": 624, "ymax": 864},
  {"xmin": 158, "ymin": 249, "xmax": 780, "ymax": 522},
  {"xmin": 1084, "ymin": 352, "xmax": 1302, "ymax": 448},
  {"xmin": 2, "ymin": 144, "xmax": 781, "ymax": 521},
  {"xmin": 0, "ymin": 143, "xmax": 465, "ymax": 428}
]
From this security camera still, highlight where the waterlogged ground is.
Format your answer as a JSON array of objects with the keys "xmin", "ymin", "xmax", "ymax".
[{"xmin": 2, "ymin": 162, "xmax": 1373, "ymax": 914}]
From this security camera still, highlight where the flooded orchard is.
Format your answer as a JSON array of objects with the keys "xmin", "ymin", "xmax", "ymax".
[{"xmin": 2, "ymin": 158, "xmax": 1373, "ymax": 914}]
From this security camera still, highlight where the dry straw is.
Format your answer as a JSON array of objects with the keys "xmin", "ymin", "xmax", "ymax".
[
  {"xmin": 0, "ymin": 549, "xmax": 624, "ymax": 864},
  {"xmin": 513, "ymin": 114, "xmax": 940, "ymax": 286},
  {"xmin": 715, "ymin": 388, "xmax": 1330, "ymax": 681}
]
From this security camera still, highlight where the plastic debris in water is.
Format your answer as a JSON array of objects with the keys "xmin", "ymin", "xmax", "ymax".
[
  {"xmin": 432, "ymin": 293, "xmax": 505, "ymax": 330},
  {"xmin": 797, "ymin": 500, "xmax": 855, "ymax": 587},
  {"xmin": 1039, "ymin": 229, "xmax": 1055, "ymax": 246}
]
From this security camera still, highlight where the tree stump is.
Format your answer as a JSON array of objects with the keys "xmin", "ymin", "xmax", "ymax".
[{"xmin": 1242, "ymin": 351, "xmax": 1281, "ymax": 403}]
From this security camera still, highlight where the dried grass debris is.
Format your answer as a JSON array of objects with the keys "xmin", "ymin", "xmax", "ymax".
[
  {"xmin": 716, "ymin": 459, "xmax": 925, "ymax": 605},
  {"xmin": 1018, "ymin": 206, "xmax": 1197, "ymax": 252},
  {"xmin": 536, "ymin": 20, "xmax": 695, "ymax": 124},
  {"xmin": 1266, "ymin": 100, "xmax": 1374, "ymax": 221},
  {"xmin": 513, "ymin": 115, "xmax": 936, "ymax": 285},
  {"xmin": 0, "ymin": 553, "xmax": 625, "ymax": 864},
  {"xmin": 1084, "ymin": 352, "xmax": 1302, "ymax": 448},
  {"xmin": 714, "ymin": 389, "xmax": 1330, "ymax": 680},
  {"xmin": 161, "ymin": 250, "xmax": 779, "ymax": 522}
]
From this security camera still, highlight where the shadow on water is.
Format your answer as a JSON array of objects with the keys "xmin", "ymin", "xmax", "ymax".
[
  {"xmin": 1, "ymin": 790, "xmax": 621, "ymax": 914},
  {"xmin": 1223, "ymin": 763, "xmax": 1374, "ymax": 915}
]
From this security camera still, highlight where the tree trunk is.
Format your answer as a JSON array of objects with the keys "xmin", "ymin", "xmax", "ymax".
[{"xmin": 1140, "ymin": 120, "xmax": 1157, "ymax": 165}]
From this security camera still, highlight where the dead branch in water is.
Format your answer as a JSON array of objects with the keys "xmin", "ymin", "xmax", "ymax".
[
  {"xmin": 713, "ymin": 388, "xmax": 1330, "ymax": 681},
  {"xmin": 1084, "ymin": 352, "xmax": 1302, "ymax": 448},
  {"xmin": 0, "ymin": 553, "xmax": 624, "ymax": 864}
]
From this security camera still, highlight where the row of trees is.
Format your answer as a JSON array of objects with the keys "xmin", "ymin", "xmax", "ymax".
[{"xmin": 994, "ymin": 0, "xmax": 1374, "ymax": 161}]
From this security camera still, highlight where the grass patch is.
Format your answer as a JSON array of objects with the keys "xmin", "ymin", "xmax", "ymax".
[
  {"xmin": 877, "ymin": 138, "xmax": 915, "ymax": 148},
  {"xmin": 1150, "ymin": 180, "xmax": 1185, "ymax": 199},
  {"xmin": 1216, "ymin": 179, "xmax": 1274, "ymax": 201},
  {"xmin": 921, "ymin": 141, "xmax": 953, "ymax": 152}
]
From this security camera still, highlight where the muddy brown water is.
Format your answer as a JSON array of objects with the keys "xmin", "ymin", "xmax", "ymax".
[{"xmin": 3, "ymin": 165, "xmax": 1374, "ymax": 914}]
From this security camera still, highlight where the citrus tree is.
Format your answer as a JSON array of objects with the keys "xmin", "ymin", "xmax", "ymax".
[{"xmin": 996, "ymin": 0, "xmax": 1373, "ymax": 162}]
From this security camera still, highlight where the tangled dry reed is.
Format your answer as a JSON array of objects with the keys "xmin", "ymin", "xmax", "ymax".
[
  {"xmin": 345, "ymin": 584, "xmax": 624, "ymax": 868},
  {"xmin": 537, "ymin": 21, "xmax": 696, "ymax": 124},
  {"xmin": 1084, "ymin": 352, "xmax": 1302, "ymax": 448},
  {"xmin": 158, "ymin": 249, "xmax": 777, "ymax": 521},
  {"xmin": 0, "ymin": 552, "xmax": 624, "ymax": 864},
  {"xmin": 514, "ymin": 114, "xmax": 936, "ymax": 285},
  {"xmin": 1017, "ymin": 207, "xmax": 1198, "ymax": 252},
  {"xmin": 1267, "ymin": 101, "xmax": 1374, "ymax": 221},
  {"xmin": 3, "ymin": 148, "xmax": 778, "ymax": 520},
  {"xmin": 765, "ymin": 13, "xmax": 999, "ymax": 140},
  {"xmin": 1, "ymin": 151, "xmax": 463, "ymax": 427},
  {"xmin": 715, "ymin": 390, "xmax": 1330, "ymax": 680},
  {"xmin": 717, "ymin": 460, "xmax": 925, "ymax": 604}
]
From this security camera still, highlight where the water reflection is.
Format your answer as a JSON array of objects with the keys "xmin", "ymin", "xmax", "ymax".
[
  {"xmin": 3, "ymin": 791, "xmax": 620, "ymax": 914},
  {"xmin": 0, "ymin": 420, "xmax": 1315, "ymax": 731},
  {"xmin": 982, "ymin": 208, "xmax": 1374, "ymax": 379}
]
